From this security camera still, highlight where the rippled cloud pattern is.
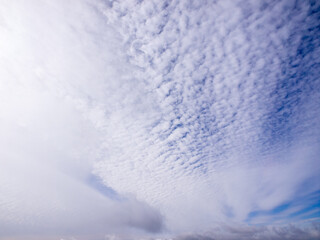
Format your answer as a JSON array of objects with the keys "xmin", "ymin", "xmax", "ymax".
[{"xmin": 0, "ymin": 0, "xmax": 319, "ymax": 239}]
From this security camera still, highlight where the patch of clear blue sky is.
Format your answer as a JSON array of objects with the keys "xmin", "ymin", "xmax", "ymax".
[
  {"xmin": 246, "ymin": 190, "xmax": 320, "ymax": 223},
  {"xmin": 86, "ymin": 174, "xmax": 123, "ymax": 201}
]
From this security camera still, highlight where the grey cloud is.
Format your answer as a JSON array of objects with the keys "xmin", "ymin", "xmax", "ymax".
[
  {"xmin": 173, "ymin": 222, "xmax": 320, "ymax": 240},
  {"xmin": 175, "ymin": 235, "xmax": 215, "ymax": 240},
  {"xmin": 103, "ymin": 222, "xmax": 320, "ymax": 240}
]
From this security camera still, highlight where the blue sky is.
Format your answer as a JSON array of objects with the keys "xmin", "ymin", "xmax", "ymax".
[{"xmin": 0, "ymin": 0, "xmax": 319, "ymax": 239}]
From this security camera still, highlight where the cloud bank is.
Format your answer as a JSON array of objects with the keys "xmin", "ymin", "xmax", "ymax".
[
  {"xmin": 0, "ymin": 0, "xmax": 319, "ymax": 239},
  {"xmin": 0, "ymin": 0, "xmax": 163, "ymax": 238}
]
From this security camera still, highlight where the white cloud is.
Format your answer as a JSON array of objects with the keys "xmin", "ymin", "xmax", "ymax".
[
  {"xmin": 0, "ymin": 0, "xmax": 163, "ymax": 237},
  {"xmin": 0, "ymin": 0, "xmax": 319, "ymax": 239},
  {"xmin": 94, "ymin": 0, "xmax": 320, "ymax": 232}
]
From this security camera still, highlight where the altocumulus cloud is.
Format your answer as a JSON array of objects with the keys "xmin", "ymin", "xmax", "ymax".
[{"xmin": 0, "ymin": 0, "xmax": 320, "ymax": 239}]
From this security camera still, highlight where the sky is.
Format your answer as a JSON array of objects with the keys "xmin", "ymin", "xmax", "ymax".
[{"xmin": 0, "ymin": 0, "xmax": 319, "ymax": 239}]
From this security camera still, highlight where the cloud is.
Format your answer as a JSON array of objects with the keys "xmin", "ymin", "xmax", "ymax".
[
  {"xmin": 173, "ymin": 222, "xmax": 320, "ymax": 240},
  {"xmin": 100, "ymin": 222, "xmax": 320, "ymax": 240},
  {"xmin": 93, "ymin": 0, "xmax": 320, "ymax": 232},
  {"xmin": 0, "ymin": 0, "xmax": 163, "ymax": 238},
  {"xmin": 0, "ymin": 0, "xmax": 319, "ymax": 238}
]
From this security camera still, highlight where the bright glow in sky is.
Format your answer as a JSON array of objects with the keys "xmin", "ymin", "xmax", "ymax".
[{"xmin": 0, "ymin": 0, "xmax": 319, "ymax": 239}]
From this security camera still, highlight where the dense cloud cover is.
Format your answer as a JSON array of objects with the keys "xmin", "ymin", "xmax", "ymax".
[{"xmin": 0, "ymin": 0, "xmax": 319, "ymax": 239}]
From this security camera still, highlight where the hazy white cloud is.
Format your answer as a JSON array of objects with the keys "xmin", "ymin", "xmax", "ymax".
[{"xmin": 0, "ymin": 0, "xmax": 163, "ymax": 238}]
